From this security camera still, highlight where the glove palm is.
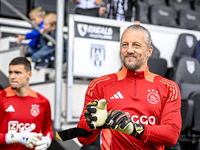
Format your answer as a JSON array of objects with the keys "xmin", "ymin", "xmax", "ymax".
[
  {"xmin": 105, "ymin": 110, "xmax": 134, "ymax": 135},
  {"xmin": 35, "ymin": 133, "xmax": 52, "ymax": 150},
  {"xmin": 84, "ymin": 99, "xmax": 108, "ymax": 129},
  {"xmin": 105, "ymin": 110, "xmax": 145, "ymax": 138}
]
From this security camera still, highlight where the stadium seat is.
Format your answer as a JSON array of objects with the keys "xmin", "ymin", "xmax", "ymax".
[
  {"xmin": 178, "ymin": 98, "xmax": 194, "ymax": 148},
  {"xmin": 0, "ymin": 0, "xmax": 28, "ymax": 19},
  {"xmin": 178, "ymin": 9, "xmax": 200, "ymax": 30},
  {"xmin": 189, "ymin": 91, "xmax": 200, "ymax": 137},
  {"xmin": 148, "ymin": 57, "xmax": 168, "ymax": 77},
  {"xmin": 147, "ymin": 43, "xmax": 168, "ymax": 78},
  {"xmin": 66, "ymin": 0, "xmax": 76, "ymax": 15},
  {"xmin": 167, "ymin": 0, "xmax": 191, "ymax": 12},
  {"xmin": 172, "ymin": 33, "xmax": 197, "ymax": 67},
  {"xmin": 134, "ymin": 0, "xmax": 149, "ymax": 23},
  {"xmin": 143, "ymin": 0, "xmax": 166, "ymax": 7},
  {"xmin": 173, "ymin": 57, "xmax": 200, "ymax": 147},
  {"xmin": 0, "ymin": 70, "xmax": 9, "ymax": 90},
  {"xmin": 32, "ymin": 0, "xmax": 57, "ymax": 14},
  {"xmin": 149, "ymin": 4, "xmax": 178, "ymax": 27},
  {"xmin": 174, "ymin": 57, "xmax": 200, "ymax": 100},
  {"xmin": 192, "ymin": 0, "xmax": 200, "ymax": 11},
  {"xmin": 151, "ymin": 43, "xmax": 160, "ymax": 58}
]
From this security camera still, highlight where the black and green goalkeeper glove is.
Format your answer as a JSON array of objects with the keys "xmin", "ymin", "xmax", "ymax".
[
  {"xmin": 84, "ymin": 99, "xmax": 108, "ymax": 130},
  {"xmin": 105, "ymin": 110, "xmax": 145, "ymax": 138}
]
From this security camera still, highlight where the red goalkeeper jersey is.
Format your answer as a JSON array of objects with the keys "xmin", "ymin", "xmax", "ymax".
[
  {"xmin": 0, "ymin": 86, "xmax": 53, "ymax": 150},
  {"xmin": 77, "ymin": 66, "xmax": 182, "ymax": 150}
]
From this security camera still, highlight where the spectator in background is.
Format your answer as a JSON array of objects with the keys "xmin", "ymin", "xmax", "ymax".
[
  {"xmin": 72, "ymin": 0, "xmax": 107, "ymax": 17},
  {"xmin": 0, "ymin": 57, "xmax": 53, "ymax": 150},
  {"xmin": 27, "ymin": 13, "xmax": 67, "ymax": 70},
  {"xmin": 106, "ymin": 0, "xmax": 141, "ymax": 22},
  {"xmin": 107, "ymin": 0, "xmax": 127, "ymax": 21},
  {"xmin": 16, "ymin": 7, "xmax": 46, "ymax": 57}
]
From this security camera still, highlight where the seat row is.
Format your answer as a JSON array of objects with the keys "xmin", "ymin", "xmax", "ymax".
[
  {"xmin": 148, "ymin": 33, "xmax": 200, "ymax": 149},
  {"xmin": 136, "ymin": 0, "xmax": 200, "ymax": 30}
]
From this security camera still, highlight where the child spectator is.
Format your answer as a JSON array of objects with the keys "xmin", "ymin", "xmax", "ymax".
[
  {"xmin": 16, "ymin": 7, "xmax": 46, "ymax": 56},
  {"xmin": 27, "ymin": 13, "xmax": 67, "ymax": 69}
]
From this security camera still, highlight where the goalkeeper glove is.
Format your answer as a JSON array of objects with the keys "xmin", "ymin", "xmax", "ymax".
[
  {"xmin": 35, "ymin": 133, "xmax": 52, "ymax": 150},
  {"xmin": 105, "ymin": 110, "xmax": 145, "ymax": 138},
  {"xmin": 6, "ymin": 124, "xmax": 40, "ymax": 148},
  {"xmin": 84, "ymin": 99, "xmax": 108, "ymax": 129}
]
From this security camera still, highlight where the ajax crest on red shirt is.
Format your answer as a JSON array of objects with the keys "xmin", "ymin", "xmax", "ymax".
[
  {"xmin": 30, "ymin": 104, "xmax": 40, "ymax": 117},
  {"xmin": 147, "ymin": 90, "xmax": 160, "ymax": 104}
]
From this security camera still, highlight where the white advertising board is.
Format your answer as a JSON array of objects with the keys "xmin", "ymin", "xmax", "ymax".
[
  {"xmin": 73, "ymin": 38, "xmax": 121, "ymax": 77},
  {"xmin": 73, "ymin": 21, "xmax": 122, "ymax": 78}
]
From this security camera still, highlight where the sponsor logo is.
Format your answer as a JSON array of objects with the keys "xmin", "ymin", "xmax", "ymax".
[
  {"xmin": 131, "ymin": 115, "xmax": 156, "ymax": 125},
  {"xmin": 30, "ymin": 104, "xmax": 40, "ymax": 117},
  {"xmin": 110, "ymin": 91, "xmax": 124, "ymax": 99},
  {"xmin": 77, "ymin": 23, "xmax": 88, "ymax": 37},
  {"xmin": 75, "ymin": 22, "xmax": 120, "ymax": 41},
  {"xmin": 147, "ymin": 90, "xmax": 160, "ymax": 104},
  {"xmin": 5, "ymin": 105, "xmax": 15, "ymax": 112},
  {"xmin": 159, "ymin": 9, "xmax": 169, "ymax": 16},
  {"xmin": 186, "ymin": 13, "xmax": 196, "ymax": 21},
  {"xmin": 8, "ymin": 121, "xmax": 36, "ymax": 132},
  {"xmin": 185, "ymin": 35, "xmax": 194, "ymax": 48},
  {"xmin": 90, "ymin": 44, "xmax": 105, "ymax": 68},
  {"xmin": 186, "ymin": 60, "xmax": 195, "ymax": 74}
]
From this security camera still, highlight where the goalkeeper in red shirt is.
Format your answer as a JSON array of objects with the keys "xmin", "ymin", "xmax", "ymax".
[
  {"xmin": 77, "ymin": 25, "xmax": 182, "ymax": 150},
  {"xmin": 0, "ymin": 57, "xmax": 53, "ymax": 150}
]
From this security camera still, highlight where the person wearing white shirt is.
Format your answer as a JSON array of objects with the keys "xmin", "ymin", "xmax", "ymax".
[{"xmin": 72, "ymin": 0, "xmax": 107, "ymax": 17}]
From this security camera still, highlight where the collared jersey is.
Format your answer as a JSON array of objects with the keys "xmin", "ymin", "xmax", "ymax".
[
  {"xmin": 0, "ymin": 87, "xmax": 53, "ymax": 150},
  {"xmin": 77, "ymin": 66, "xmax": 182, "ymax": 150}
]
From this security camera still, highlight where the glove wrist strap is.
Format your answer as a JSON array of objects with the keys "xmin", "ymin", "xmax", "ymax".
[
  {"xmin": 5, "ymin": 133, "xmax": 18, "ymax": 144},
  {"xmin": 44, "ymin": 135, "xmax": 52, "ymax": 148},
  {"xmin": 132, "ymin": 123, "xmax": 145, "ymax": 139}
]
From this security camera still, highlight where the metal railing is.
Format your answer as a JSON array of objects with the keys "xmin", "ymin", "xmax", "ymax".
[{"xmin": 0, "ymin": 0, "xmax": 65, "ymax": 129}]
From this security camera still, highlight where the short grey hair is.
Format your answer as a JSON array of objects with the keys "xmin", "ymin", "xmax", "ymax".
[{"xmin": 121, "ymin": 25, "xmax": 152, "ymax": 50}]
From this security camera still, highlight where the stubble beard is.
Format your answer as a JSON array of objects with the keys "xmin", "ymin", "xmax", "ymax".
[
  {"xmin": 11, "ymin": 86, "xmax": 18, "ymax": 90},
  {"xmin": 123, "ymin": 54, "xmax": 147, "ymax": 71}
]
